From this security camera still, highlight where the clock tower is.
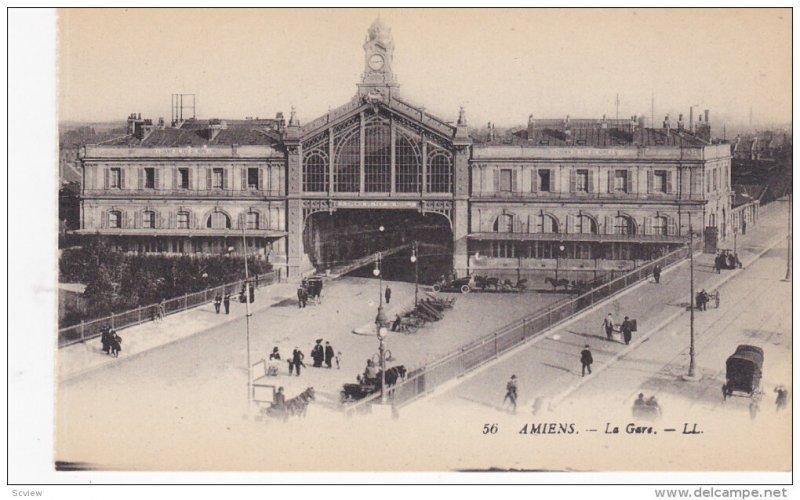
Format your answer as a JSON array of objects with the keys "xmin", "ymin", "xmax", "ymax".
[{"xmin": 357, "ymin": 18, "xmax": 399, "ymax": 99}]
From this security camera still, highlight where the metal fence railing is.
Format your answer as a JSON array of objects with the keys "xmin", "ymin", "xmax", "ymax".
[
  {"xmin": 344, "ymin": 238, "xmax": 702, "ymax": 416},
  {"xmin": 58, "ymin": 269, "xmax": 281, "ymax": 348}
]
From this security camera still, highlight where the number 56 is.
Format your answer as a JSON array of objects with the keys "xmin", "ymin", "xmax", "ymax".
[{"xmin": 483, "ymin": 424, "xmax": 498, "ymax": 434}]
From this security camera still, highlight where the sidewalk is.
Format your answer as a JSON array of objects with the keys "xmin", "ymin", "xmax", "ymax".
[
  {"xmin": 419, "ymin": 201, "xmax": 789, "ymax": 413},
  {"xmin": 57, "ymin": 282, "xmax": 298, "ymax": 380}
]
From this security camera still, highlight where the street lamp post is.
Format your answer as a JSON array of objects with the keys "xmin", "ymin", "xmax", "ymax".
[
  {"xmin": 411, "ymin": 241, "xmax": 419, "ymax": 307},
  {"xmin": 555, "ymin": 243, "xmax": 566, "ymax": 281},
  {"xmin": 374, "ymin": 250, "xmax": 389, "ymax": 404},
  {"xmin": 685, "ymin": 214, "xmax": 699, "ymax": 381},
  {"xmin": 241, "ymin": 225, "xmax": 253, "ymax": 405}
]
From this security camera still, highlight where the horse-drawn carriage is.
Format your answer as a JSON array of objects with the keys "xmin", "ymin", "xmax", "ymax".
[
  {"xmin": 260, "ymin": 387, "xmax": 316, "ymax": 421},
  {"xmin": 473, "ymin": 276, "xmax": 528, "ymax": 293},
  {"xmin": 723, "ymin": 345, "xmax": 764, "ymax": 400},
  {"xmin": 340, "ymin": 365, "xmax": 407, "ymax": 402}
]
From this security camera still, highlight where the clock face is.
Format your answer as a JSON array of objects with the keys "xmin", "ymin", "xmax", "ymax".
[{"xmin": 368, "ymin": 54, "xmax": 385, "ymax": 71}]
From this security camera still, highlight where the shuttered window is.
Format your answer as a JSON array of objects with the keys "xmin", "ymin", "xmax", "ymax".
[
  {"xmin": 110, "ymin": 168, "xmax": 121, "ymax": 189},
  {"xmin": 538, "ymin": 170, "xmax": 551, "ymax": 192},
  {"xmin": 108, "ymin": 211, "xmax": 122, "ymax": 228},
  {"xmin": 142, "ymin": 211, "xmax": 156, "ymax": 229},
  {"xmin": 499, "ymin": 169, "xmax": 513, "ymax": 193}
]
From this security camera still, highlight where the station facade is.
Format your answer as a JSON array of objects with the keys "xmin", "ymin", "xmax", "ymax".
[{"xmin": 76, "ymin": 19, "xmax": 732, "ymax": 282}]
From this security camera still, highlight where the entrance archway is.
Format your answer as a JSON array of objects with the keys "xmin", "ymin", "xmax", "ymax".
[{"xmin": 303, "ymin": 209, "xmax": 453, "ymax": 282}]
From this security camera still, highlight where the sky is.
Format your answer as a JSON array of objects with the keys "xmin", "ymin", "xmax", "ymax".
[{"xmin": 57, "ymin": 8, "xmax": 792, "ymax": 130}]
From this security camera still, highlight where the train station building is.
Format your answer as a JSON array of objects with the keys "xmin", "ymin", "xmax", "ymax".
[{"xmin": 75, "ymin": 18, "xmax": 732, "ymax": 284}]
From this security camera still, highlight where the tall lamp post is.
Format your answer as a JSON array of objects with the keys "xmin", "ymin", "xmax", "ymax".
[
  {"xmin": 373, "ymin": 251, "xmax": 389, "ymax": 404},
  {"xmin": 684, "ymin": 214, "xmax": 699, "ymax": 381},
  {"xmin": 241, "ymin": 225, "xmax": 253, "ymax": 405},
  {"xmin": 411, "ymin": 241, "xmax": 419, "ymax": 307},
  {"xmin": 555, "ymin": 243, "xmax": 566, "ymax": 281}
]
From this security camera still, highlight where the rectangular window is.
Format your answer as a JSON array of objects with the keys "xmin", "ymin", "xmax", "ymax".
[
  {"xmin": 179, "ymin": 169, "xmax": 190, "ymax": 189},
  {"xmin": 576, "ymin": 169, "xmax": 589, "ymax": 192},
  {"xmin": 108, "ymin": 211, "xmax": 121, "ymax": 228},
  {"xmin": 248, "ymin": 168, "xmax": 259, "ymax": 189},
  {"xmin": 212, "ymin": 168, "xmax": 224, "ymax": 189},
  {"xmin": 499, "ymin": 169, "xmax": 513, "ymax": 193},
  {"xmin": 713, "ymin": 169, "xmax": 718, "ymax": 191},
  {"xmin": 110, "ymin": 168, "xmax": 121, "ymax": 188},
  {"xmin": 538, "ymin": 170, "xmax": 551, "ymax": 192},
  {"xmin": 490, "ymin": 241, "xmax": 515, "ymax": 258},
  {"xmin": 177, "ymin": 212, "xmax": 189, "ymax": 229},
  {"xmin": 142, "ymin": 212, "xmax": 155, "ymax": 229},
  {"xmin": 247, "ymin": 212, "xmax": 259, "ymax": 230},
  {"xmin": 654, "ymin": 170, "xmax": 668, "ymax": 193},
  {"xmin": 144, "ymin": 168, "xmax": 155, "ymax": 189},
  {"xmin": 614, "ymin": 170, "xmax": 628, "ymax": 192}
]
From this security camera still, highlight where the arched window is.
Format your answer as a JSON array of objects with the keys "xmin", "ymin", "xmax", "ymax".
[
  {"xmin": 207, "ymin": 211, "xmax": 231, "ymax": 230},
  {"xmin": 427, "ymin": 153, "xmax": 452, "ymax": 193},
  {"xmin": 577, "ymin": 215, "xmax": 598, "ymax": 234},
  {"xmin": 246, "ymin": 212, "xmax": 259, "ymax": 230},
  {"xmin": 614, "ymin": 215, "xmax": 636, "ymax": 235},
  {"xmin": 364, "ymin": 122, "xmax": 391, "ymax": 192},
  {"xmin": 303, "ymin": 152, "xmax": 328, "ymax": 192},
  {"xmin": 537, "ymin": 214, "xmax": 559, "ymax": 234},
  {"xmin": 142, "ymin": 210, "xmax": 156, "ymax": 229},
  {"xmin": 108, "ymin": 210, "xmax": 122, "ymax": 228},
  {"xmin": 334, "ymin": 131, "xmax": 360, "ymax": 193},
  {"xmin": 653, "ymin": 216, "xmax": 668, "ymax": 236},
  {"xmin": 396, "ymin": 133, "xmax": 421, "ymax": 193},
  {"xmin": 493, "ymin": 214, "xmax": 514, "ymax": 233}
]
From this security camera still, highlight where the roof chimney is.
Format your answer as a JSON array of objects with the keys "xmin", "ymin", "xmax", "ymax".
[{"xmin": 677, "ymin": 114, "xmax": 684, "ymax": 131}]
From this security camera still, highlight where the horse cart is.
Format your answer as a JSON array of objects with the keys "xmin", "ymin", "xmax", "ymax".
[
  {"xmin": 723, "ymin": 344, "xmax": 764, "ymax": 400},
  {"xmin": 301, "ymin": 276, "xmax": 324, "ymax": 305},
  {"xmin": 473, "ymin": 276, "xmax": 528, "ymax": 293},
  {"xmin": 340, "ymin": 365, "xmax": 407, "ymax": 403}
]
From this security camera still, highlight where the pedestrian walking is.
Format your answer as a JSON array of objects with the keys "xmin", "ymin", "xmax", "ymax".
[
  {"xmin": 214, "ymin": 294, "xmax": 222, "ymax": 314},
  {"xmin": 713, "ymin": 253, "xmax": 722, "ymax": 274},
  {"xmin": 223, "ymin": 293, "xmax": 231, "ymax": 314},
  {"xmin": 700, "ymin": 289, "xmax": 709, "ymax": 311},
  {"xmin": 603, "ymin": 313, "xmax": 615, "ymax": 341},
  {"xmin": 158, "ymin": 299, "xmax": 166, "ymax": 321},
  {"xmin": 289, "ymin": 347, "xmax": 305, "ymax": 376},
  {"xmin": 297, "ymin": 287, "xmax": 304, "ymax": 308},
  {"xmin": 385, "ymin": 286, "xmax": 392, "ymax": 304},
  {"xmin": 742, "ymin": 220, "xmax": 747, "ymax": 235},
  {"xmin": 653, "ymin": 264, "xmax": 662, "ymax": 284},
  {"xmin": 503, "ymin": 375, "xmax": 518, "ymax": 413},
  {"xmin": 621, "ymin": 316, "xmax": 633, "ymax": 345},
  {"xmin": 580, "ymin": 345, "xmax": 593, "ymax": 377},
  {"xmin": 714, "ymin": 290, "xmax": 720, "ymax": 309},
  {"xmin": 324, "ymin": 341, "xmax": 335, "ymax": 368},
  {"xmin": 311, "ymin": 339, "xmax": 324, "ymax": 368},
  {"xmin": 775, "ymin": 385, "xmax": 788, "ymax": 411},
  {"xmin": 335, "ymin": 351, "xmax": 342, "ymax": 370},
  {"xmin": 100, "ymin": 326, "xmax": 111, "ymax": 355},
  {"xmin": 109, "ymin": 330, "xmax": 122, "ymax": 358}
]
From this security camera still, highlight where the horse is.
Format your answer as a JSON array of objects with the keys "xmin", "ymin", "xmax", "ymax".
[
  {"xmin": 266, "ymin": 387, "xmax": 315, "ymax": 420},
  {"xmin": 545, "ymin": 277, "xmax": 570, "ymax": 291}
]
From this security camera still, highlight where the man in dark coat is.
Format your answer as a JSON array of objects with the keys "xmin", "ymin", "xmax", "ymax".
[
  {"xmin": 580, "ymin": 345, "xmax": 593, "ymax": 377},
  {"xmin": 324, "ymin": 341, "xmax": 335, "ymax": 369},
  {"xmin": 100, "ymin": 327, "xmax": 111, "ymax": 355},
  {"xmin": 214, "ymin": 294, "xmax": 222, "ymax": 314},
  {"xmin": 297, "ymin": 287, "xmax": 304, "ymax": 309},
  {"xmin": 652, "ymin": 264, "xmax": 662, "ymax": 284},
  {"xmin": 289, "ymin": 347, "xmax": 305, "ymax": 376},
  {"xmin": 621, "ymin": 316, "xmax": 633, "ymax": 345},
  {"xmin": 385, "ymin": 286, "xmax": 392, "ymax": 304},
  {"xmin": 311, "ymin": 339, "xmax": 324, "ymax": 368},
  {"xmin": 223, "ymin": 293, "xmax": 231, "ymax": 314},
  {"xmin": 503, "ymin": 375, "xmax": 518, "ymax": 413},
  {"xmin": 713, "ymin": 253, "xmax": 722, "ymax": 274}
]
